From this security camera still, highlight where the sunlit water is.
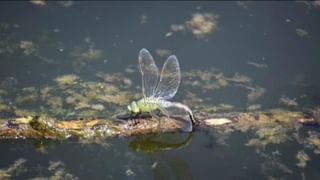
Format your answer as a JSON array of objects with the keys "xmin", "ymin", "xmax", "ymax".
[{"xmin": 1, "ymin": 1, "xmax": 320, "ymax": 179}]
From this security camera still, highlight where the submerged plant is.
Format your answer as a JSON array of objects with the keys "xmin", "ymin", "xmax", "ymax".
[
  {"xmin": 167, "ymin": 12, "xmax": 219, "ymax": 39},
  {"xmin": 54, "ymin": 74, "xmax": 79, "ymax": 86},
  {"xmin": 296, "ymin": 150, "xmax": 310, "ymax": 168},
  {"xmin": 0, "ymin": 159, "xmax": 26, "ymax": 179},
  {"xmin": 246, "ymin": 125, "xmax": 289, "ymax": 148}
]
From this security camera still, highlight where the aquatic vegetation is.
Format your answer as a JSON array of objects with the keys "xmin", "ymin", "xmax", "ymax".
[
  {"xmin": 185, "ymin": 13, "xmax": 219, "ymax": 38},
  {"xmin": 296, "ymin": 150, "xmax": 310, "ymax": 168},
  {"xmin": 2, "ymin": 75, "xmax": 136, "ymax": 117},
  {"xmin": 0, "ymin": 159, "xmax": 78, "ymax": 179},
  {"xmin": 258, "ymin": 150, "xmax": 293, "ymax": 179},
  {"xmin": 0, "ymin": 103, "xmax": 10, "ymax": 112},
  {"xmin": 70, "ymin": 48, "xmax": 102, "ymax": 61},
  {"xmin": 0, "ymin": 159, "xmax": 26, "ymax": 179},
  {"xmin": 0, "ymin": 2, "xmax": 320, "ymax": 179},
  {"xmin": 0, "ymin": 23, "xmax": 20, "ymax": 56},
  {"xmin": 246, "ymin": 86, "xmax": 266, "ymax": 103},
  {"xmin": 94, "ymin": 92, "xmax": 133, "ymax": 105},
  {"xmin": 195, "ymin": 103, "xmax": 235, "ymax": 113},
  {"xmin": 74, "ymin": 101, "xmax": 104, "ymax": 112},
  {"xmin": 227, "ymin": 107, "xmax": 317, "ymax": 149},
  {"xmin": 89, "ymin": 104, "xmax": 105, "ymax": 111},
  {"xmin": 279, "ymin": 96, "xmax": 298, "ymax": 107},
  {"xmin": 19, "ymin": 40, "xmax": 38, "ymax": 56},
  {"xmin": 54, "ymin": 74, "xmax": 79, "ymax": 86},
  {"xmin": 124, "ymin": 65, "xmax": 137, "ymax": 73},
  {"xmin": 0, "ymin": 77, "xmax": 18, "ymax": 90},
  {"xmin": 15, "ymin": 89, "xmax": 39, "ymax": 105},
  {"xmin": 247, "ymin": 104, "xmax": 262, "ymax": 111},
  {"xmin": 246, "ymin": 125, "xmax": 289, "ymax": 148},
  {"xmin": 0, "ymin": 89, "xmax": 8, "ymax": 96},
  {"xmin": 296, "ymin": 28, "xmax": 310, "ymax": 38},
  {"xmin": 57, "ymin": 0, "xmax": 74, "ymax": 7},
  {"xmin": 40, "ymin": 86, "xmax": 52, "ymax": 99},
  {"xmin": 182, "ymin": 91, "xmax": 203, "ymax": 104},
  {"xmin": 139, "ymin": 15, "xmax": 148, "ymax": 24},
  {"xmin": 168, "ymin": 12, "xmax": 219, "ymax": 39},
  {"xmin": 182, "ymin": 91, "xmax": 235, "ymax": 113},
  {"xmin": 170, "ymin": 24, "xmax": 185, "ymax": 32},
  {"xmin": 236, "ymin": 1, "xmax": 250, "ymax": 9},
  {"xmin": 79, "ymin": 48, "xmax": 102, "ymax": 60},
  {"xmin": 96, "ymin": 72, "xmax": 132, "ymax": 88},
  {"xmin": 32, "ymin": 161, "xmax": 79, "ymax": 180},
  {"xmin": 314, "ymin": 0, "xmax": 320, "ymax": 8},
  {"xmin": 233, "ymin": 109, "xmax": 302, "ymax": 141},
  {"xmin": 155, "ymin": 49, "xmax": 172, "ymax": 57},
  {"xmin": 73, "ymin": 81, "xmax": 133, "ymax": 106},
  {"xmin": 182, "ymin": 69, "xmax": 231, "ymax": 92},
  {"xmin": 181, "ymin": 68, "xmax": 260, "ymax": 111},
  {"xmin": 306, "ymin": 131, "xmax": 320, "ymax": 155},
  {"xmin": 47, "ymin": 96, "xmax": 63, "ymax": 109},
  {"xmin": 18, "ymin": 39, "xmax": 54, "ymax": 63},
  {"xmin": 225, "ymin": 72, "xmax": 252, "ymax": 83},
  {"xmin": 126, "ymin": 168, "xmax": 135, "ymax": 177},
  {"xmin": 46, "ymin": 96, "xmax": 66, "ymax": 115},
  {"xmin": 79, "ymin": 81, "xmax": 119, "ymax": 94},
  {"xmin": 30, "ymin": 0, "xmax": 45, "ymax": 6},
  {"xmin": 14, "ymin": 108, "xmax": 38, "ymax": 117},
  {"xmin": 247, "ymin": 61, "xmax": 268, "ymax": 69},
  {"xmin": 311, "ymin": 107, "xmax": 320, "ymax": 122}
]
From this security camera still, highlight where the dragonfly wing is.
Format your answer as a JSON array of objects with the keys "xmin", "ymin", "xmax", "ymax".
[
  {"xmin": 159, "ymin": 103, "xmax": 193, "ymax": 132},
  {"xmin": 139, "ymin": 48, "xmax": 159, "ymax": 98},
  {"xmin": 154, "ymin": 55, "xmax": 181, "ymax": 100}
]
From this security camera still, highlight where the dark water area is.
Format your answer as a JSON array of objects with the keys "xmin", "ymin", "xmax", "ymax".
[{"xmin": 0, "ymin": 1, "xmax": 320, "ymax": 179}]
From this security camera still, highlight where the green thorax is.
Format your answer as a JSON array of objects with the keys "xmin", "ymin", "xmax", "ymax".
[{"xmin": 137, "ymin": 98, "xmax": 165, "ymax": 112}]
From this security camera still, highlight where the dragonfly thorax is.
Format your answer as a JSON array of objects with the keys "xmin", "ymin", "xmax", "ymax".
[
  {"xmin": 128, "ymin": 101, "xmax": 140, "ymax": 113},
  {"xmin": 137, "ymin": 98, "xmax": 163, "ymax": 113},
  {"xmin": 128, "ymin": 98, "xmax": 163, "ymax": 114}
]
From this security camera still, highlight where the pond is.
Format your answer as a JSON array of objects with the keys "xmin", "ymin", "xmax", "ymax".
[{"xmin": 0, "ymin": 1, "xmax": 320, "ymax": 179}]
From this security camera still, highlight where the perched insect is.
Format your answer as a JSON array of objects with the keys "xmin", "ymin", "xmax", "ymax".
[{"xmin": 128, "ymin": 48, "xmax": 196, "ymax": 132}]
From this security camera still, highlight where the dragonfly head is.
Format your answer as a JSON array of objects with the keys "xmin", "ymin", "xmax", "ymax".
[{"xmin": 128, "ymin": 101, "xmax": 140, "ymax": 114}]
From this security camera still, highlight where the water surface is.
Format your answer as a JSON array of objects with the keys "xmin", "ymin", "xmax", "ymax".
[{"xmin": 0, "ymin": 1, "xmax": 320, "ymax": 179}]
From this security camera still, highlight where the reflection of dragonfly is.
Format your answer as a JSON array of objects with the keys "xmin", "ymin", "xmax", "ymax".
[{"xmin": 128, "ymin": 48, "xmax": 196, "ymax": 132}]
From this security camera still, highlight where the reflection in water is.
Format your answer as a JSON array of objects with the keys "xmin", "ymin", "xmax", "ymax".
[
  {"xmin": 130, "ymin": 134, "xmax": 195, "ymax": 179},
  {"xmin": 129, "ymin": 133, "xmax": 193, "ymax": 153}
]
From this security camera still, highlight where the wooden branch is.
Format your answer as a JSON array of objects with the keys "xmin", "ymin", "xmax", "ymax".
[{"xmin": 0, "ymin": 109, "xmax": 318, "ymax": 140}]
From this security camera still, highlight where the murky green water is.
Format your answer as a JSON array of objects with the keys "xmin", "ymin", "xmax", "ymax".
[{"xmin": 1, "ymin": 1, "xmax": 320, "ymax": 179}]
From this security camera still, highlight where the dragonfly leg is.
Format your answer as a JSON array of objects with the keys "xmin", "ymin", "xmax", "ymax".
[
  {"xmin": 129, "ymin": 112, "xmax": 141, "ymax": 126},
  {"xmin": 149, "ymin": 110, "xmax": 162, "ymax": 133}
]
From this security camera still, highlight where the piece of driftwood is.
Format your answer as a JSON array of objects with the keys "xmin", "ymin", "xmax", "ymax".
[{"xmin": 0, "ymin": 109, "xmax": 318, "ymax": 140}]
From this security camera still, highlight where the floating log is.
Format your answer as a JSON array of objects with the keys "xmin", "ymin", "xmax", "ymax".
[{"xmin": 0, "ymin": 109, "xmax": 318, "ymax": 140}]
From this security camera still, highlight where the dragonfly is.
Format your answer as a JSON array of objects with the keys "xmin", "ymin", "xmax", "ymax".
[{"xmin": 127, "ymin": 48, "xmax": 196, "ymax": 132}]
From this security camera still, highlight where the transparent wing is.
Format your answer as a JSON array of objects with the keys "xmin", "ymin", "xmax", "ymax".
[
  {"xmin": 159, "ymin": 103, "xmax": 193, "ymax": 132},
  {"xmin": 154, "ymin": 55, "xmax": 181, "ymax": 100},
  {"xmin": 139, "ymin": 48, "xmax": 159, "ymax": 98}
]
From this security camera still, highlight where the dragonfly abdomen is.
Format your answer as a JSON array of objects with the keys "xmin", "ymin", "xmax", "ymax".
[{"xmin": 163, "ymin": 101, "xmax": 196, "ymax": 124}]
